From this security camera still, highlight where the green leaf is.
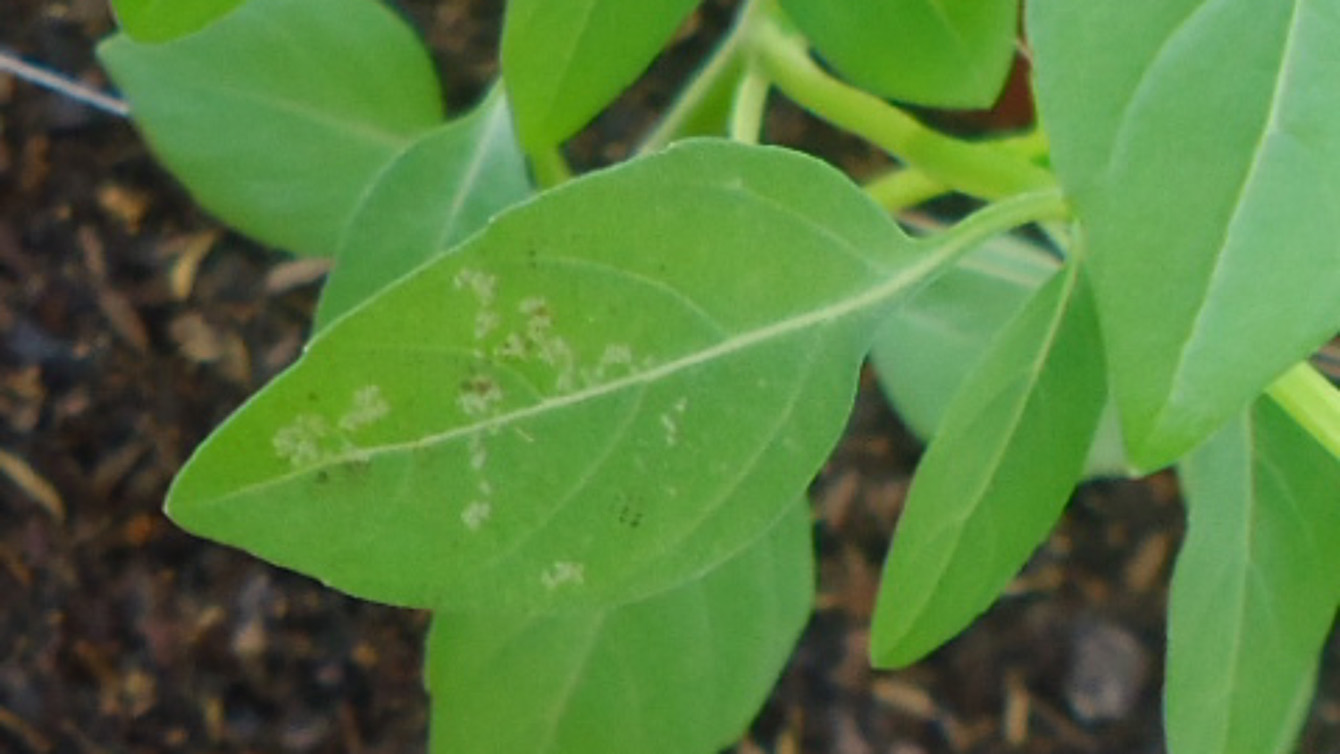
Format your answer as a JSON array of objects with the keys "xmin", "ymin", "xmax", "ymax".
[
  {"xmin": 1168, "ymin": 396, "xmax": 1340, "ymax": 754},
  {"xmin": 1029, "ymin": 0, "xmax": 1340, "ymax": 469},
  {"xmin": 98, "ymin": 0, "xmax": 443, "ymax": 256},
  {"xmin": 501, "ymin": 0, "xmax": 701, "ymax": 151},
  {"xmin": 111, "ymin": 0, "xmax": 244, "ymax": 42},
  {"xmin": 871, "ymin": 232, "xmax": 1129, "ymax": 478},
  {"xmin": 315, "ymin": 89, "xmax": 532, "ymax": 331},
  {"xmin": 871, "ymin": 231, "xmax": 1056, "ymax": 441},
  {"xmin": 426, "ymin": 499, "xmax": 812, "ymax": 754},
  {"xmin": 871, "ymin": 261, "xmax": 1106, "ymax": 668},
  {"xmin": 779, "ymin": 0, "xmax": 1019, "ymax": 108},
  {"xmin": 165, "ymin": 140, "xmax": 931, "ymax": 612}
]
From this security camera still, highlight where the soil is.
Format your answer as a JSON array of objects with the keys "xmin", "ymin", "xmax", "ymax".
[{"xmin": 2, "ymin": 2, "xmax": 1339, "ymax": 753}]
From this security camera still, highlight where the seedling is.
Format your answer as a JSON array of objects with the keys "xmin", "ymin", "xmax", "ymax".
[{"xmin": 91, "ymin": 0, "xmax": 1340, "ymax": 752}]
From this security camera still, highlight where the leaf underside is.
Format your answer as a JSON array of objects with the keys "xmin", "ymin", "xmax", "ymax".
[
  {"xmin": 1169, "ymin": 397, "xmax": 1340, "ymax": 754},
  {"xmin": 165, "ymin": 139, "xmax": 929, "ymax": 614},
  {"xmin": 1029, "ymin": 0, "xmax": 1340, "ymax": 469}
]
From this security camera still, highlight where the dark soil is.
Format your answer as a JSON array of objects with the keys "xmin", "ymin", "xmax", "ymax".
[{"xmin": 3, "ymin": 2, "xmax": 1339, "ymax": 753}]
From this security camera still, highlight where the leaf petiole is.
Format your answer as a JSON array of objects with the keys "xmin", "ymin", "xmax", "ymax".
[
  {"xmin": 912, "ymin": 187, "xmax": 1069, "ymax": 267},
  {"xmin": 727, "ymin": 64, "xmax": 770, "ymax": 144},
  {"xmin": 1266, "ymin": 362, "xmax": 1340, "ymax": 462},
  {"xmin": 528, "ymin": 144, "xmax": 572, "ymax": 188},
  {"xmin": 637, "ymin": 0, "xmax": 768, "ymax": 155},
  {"xmin": 749, "ymin": 17, "xmax": 1053, "ymax": 201}
]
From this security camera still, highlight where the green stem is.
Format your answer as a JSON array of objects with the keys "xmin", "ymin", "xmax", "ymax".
[
  {"xmin": 529, "ymin": 145, "xmax": 572, "ymax": 189},
  {"xmin": 1267, "ymin": 362, "xmax": 1340, "ymax": 461},
  {"xmin": 863, "ymin": 169, "xmax": 948, "ymax": 212},
  {"xmin": 862, "ymin": 126, "xmax": 1052, "ymax": 213},
  {"xmin": 913, "ymin": 187, "xmax": 1070, "ymax": 264},
  {"xmin": 750, "ymin": 18, "xmax": 1054, "ymax": 200},
  {"xmin": 728, "ymin": 65, "xmax": 770, "ymax": 144},
  {"xmin": 637, "ymin": 0, "xmax": 765, "ymax": 155}
]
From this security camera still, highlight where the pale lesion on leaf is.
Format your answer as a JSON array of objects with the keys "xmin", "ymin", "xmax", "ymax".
[
  {"xmin": 273, "ymin": 385, "xmax": 392, "ymax": 468},
  {"xmin": 540, "ymin": 560, "xmax": 585, "ymax": 590}
]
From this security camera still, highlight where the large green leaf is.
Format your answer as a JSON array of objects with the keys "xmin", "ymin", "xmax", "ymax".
[
  {"xmin": 779, "ymin": 0, "xmax": 1018, "ymax": 108},
  {"xmin": 1029, "ymin": 0, "xmax": 1340, "ymax": 470},
  {"xmin": 110, "ymin": 0, "xmax": 243, "ymax": 41},
  {"xmin": 871, "ymin": 261, "xmax": 1106, "ymax": 668},
  {"xmin": 98, "ymin": 0, "xmax": 443, "ymax": 257},
  {"xmin": 501, "ymin": 0, "xmax": 701, "ymax": 151},
  {"xmin": 164, "ymin": 140, "xmax": 940, "ymax": 612},
  {"xmin": 426, "ymin": 499, "xmax": 812, "ymax": 754},
  {"xmin": 1169, "ymin": 396, "xmax": 1340, "ymax": 754},
  {"xmin": 315, "ymin": 90, "xmax": 532, "ymax": 331}
]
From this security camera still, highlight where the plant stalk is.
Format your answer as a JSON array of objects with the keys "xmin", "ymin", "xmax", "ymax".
[
  {"xmin": 749, "ymin": 19, "xmax": 1054, "ymax": 201},
  {"xmin": 637, "ymin": 0, "xmax": 766, "ymax": 155},
  {"xmin": 913, "ymin": 187, "xmax": 1069, "ymax": 264},
  {"xmin": 529, "ymin": 145, "xmax": 572, "ymax": 189},
  {"xmin": 1267, "ymin": 362, "xmax": 1340, "ymax": 461},
  {"xmin": 728, "ymin": 65, "xmax": 770, "ymax": 144}
]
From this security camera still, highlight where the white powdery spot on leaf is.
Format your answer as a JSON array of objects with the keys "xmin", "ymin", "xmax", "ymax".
[
  {"xmin": 659, "ymin": 397, "xmax": 689, "ymax": 447},
  {"xmin": 540, "ymin": 561, "xmax": 585, "ymax": 590},
  {"xmin": 338, "ymin": 385, "xmax": 390, "ymax": 432},
  {"xmin": 461, "ymin": 501, "xmax": 492, "ymax": 531},
  {"xmin": 273, "ymin": 414, "xmax": 331, "ymax": 467},
  {"xmin": 467, "ymin": 434, "xmax": 488, "ymax": 471},
  {"xmin": 474, "ymin": 309, "xmax": 501, "ymax": 341},
  {"xmin": 458, "ymin": 375, "xmax": 504, "ymax": 417},
  {"xmin": 453, "ymin": 267, "xmax": 497, "ymax": 305}
]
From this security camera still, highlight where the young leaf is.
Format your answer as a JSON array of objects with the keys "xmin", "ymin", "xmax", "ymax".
[
  {"xmin": 871, "ymin": 232, "xmax": 1129, "ymax": 478},
  {"xmin": 165, "ymin": 140, "xmax": 937, "ymax": 613},
  {"xmin": 315, "ymin": 89, "xmax": 532, "ymax": 331},
  {"xmin": 1169, "ymin": 397, "xmax": 1340, "ymax": 754},
  {"xmin": 871, "ymin": 231, "xmax": 1057, "ymax": 442},
  {"xmin": 1028, "ymin": 0, "xmax": 1340, "ymax": 469},
  {"xmin": 871, "ymin": 261, "xmax": 1106, "ymax": 668},
  {"xmin": 98, "ymin": 0, "xmax": 443, "ymax": 256},
  {"xmin": 778, "ymin": 0, "xmax": 1019, "ymax": 108},
  {"xmin": 110, "ymin": 0, "xmax": 244, "ymax": 42},
  {"xmin": 426, "ymin": 499, "xmax": 812, "ymax": 754},
  {"xmin": 501, "ymin": 0, "xmax": 701, "ymax": 151}
]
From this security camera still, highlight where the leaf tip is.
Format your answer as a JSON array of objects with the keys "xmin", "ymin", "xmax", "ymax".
[{"xmin": 868, "ymin": 598, "xmax": 933, "ymax": 670}]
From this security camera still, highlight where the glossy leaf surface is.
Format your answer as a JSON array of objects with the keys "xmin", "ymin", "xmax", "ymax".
[
  {"xmin": 871, "ymin": 262, "xmax": 1106, "ymax": 667},
  {"xmin": 501, "ymin": 0, "xmax": 701, "ymax": 151},
  {"xmin": 780, "ymin": 0, "xmax": 1018, "ymax": 108},
  {"xmin": 110, "ymin": 0, "xmax": 243, "ymax": 41},
  {"xmin": 315, "ymin": 90, "xmax": 531, "ymax": 330},
  {"xmin": 165, "ymin": 140, "xmax": 930, "ymax": 612},
  {"xmin": 1169, "ymin": 397, "xmax": 1340, "ymax": 754},
  {"xmin": 1029, "ymin": 0, "xmax": 1340, "ymax": 469},
  {"xmin": 426, "ymin": 500, "xmax": 812, "ymax": 754},
  {"xmin": 98, "ymin": 0, "xmax": 443, "ymax": 256}
]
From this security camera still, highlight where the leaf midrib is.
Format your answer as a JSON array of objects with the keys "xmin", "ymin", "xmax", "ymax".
[
  {"xmin": 1130, "ymin": 0, "xmax": 1303, "ymax": 444},
  {"xmin": 886, "ymin": 265, "xmax": 1081, "ymax": 649},
  {"xmin": 185, "ymin": 242, "xmax": 943, "ymax": 508}
]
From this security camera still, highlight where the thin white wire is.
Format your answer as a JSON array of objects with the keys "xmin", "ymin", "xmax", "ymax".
[{"xmin": 0, "ymin": 48, "xmax": 129, "ymax": 117}]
